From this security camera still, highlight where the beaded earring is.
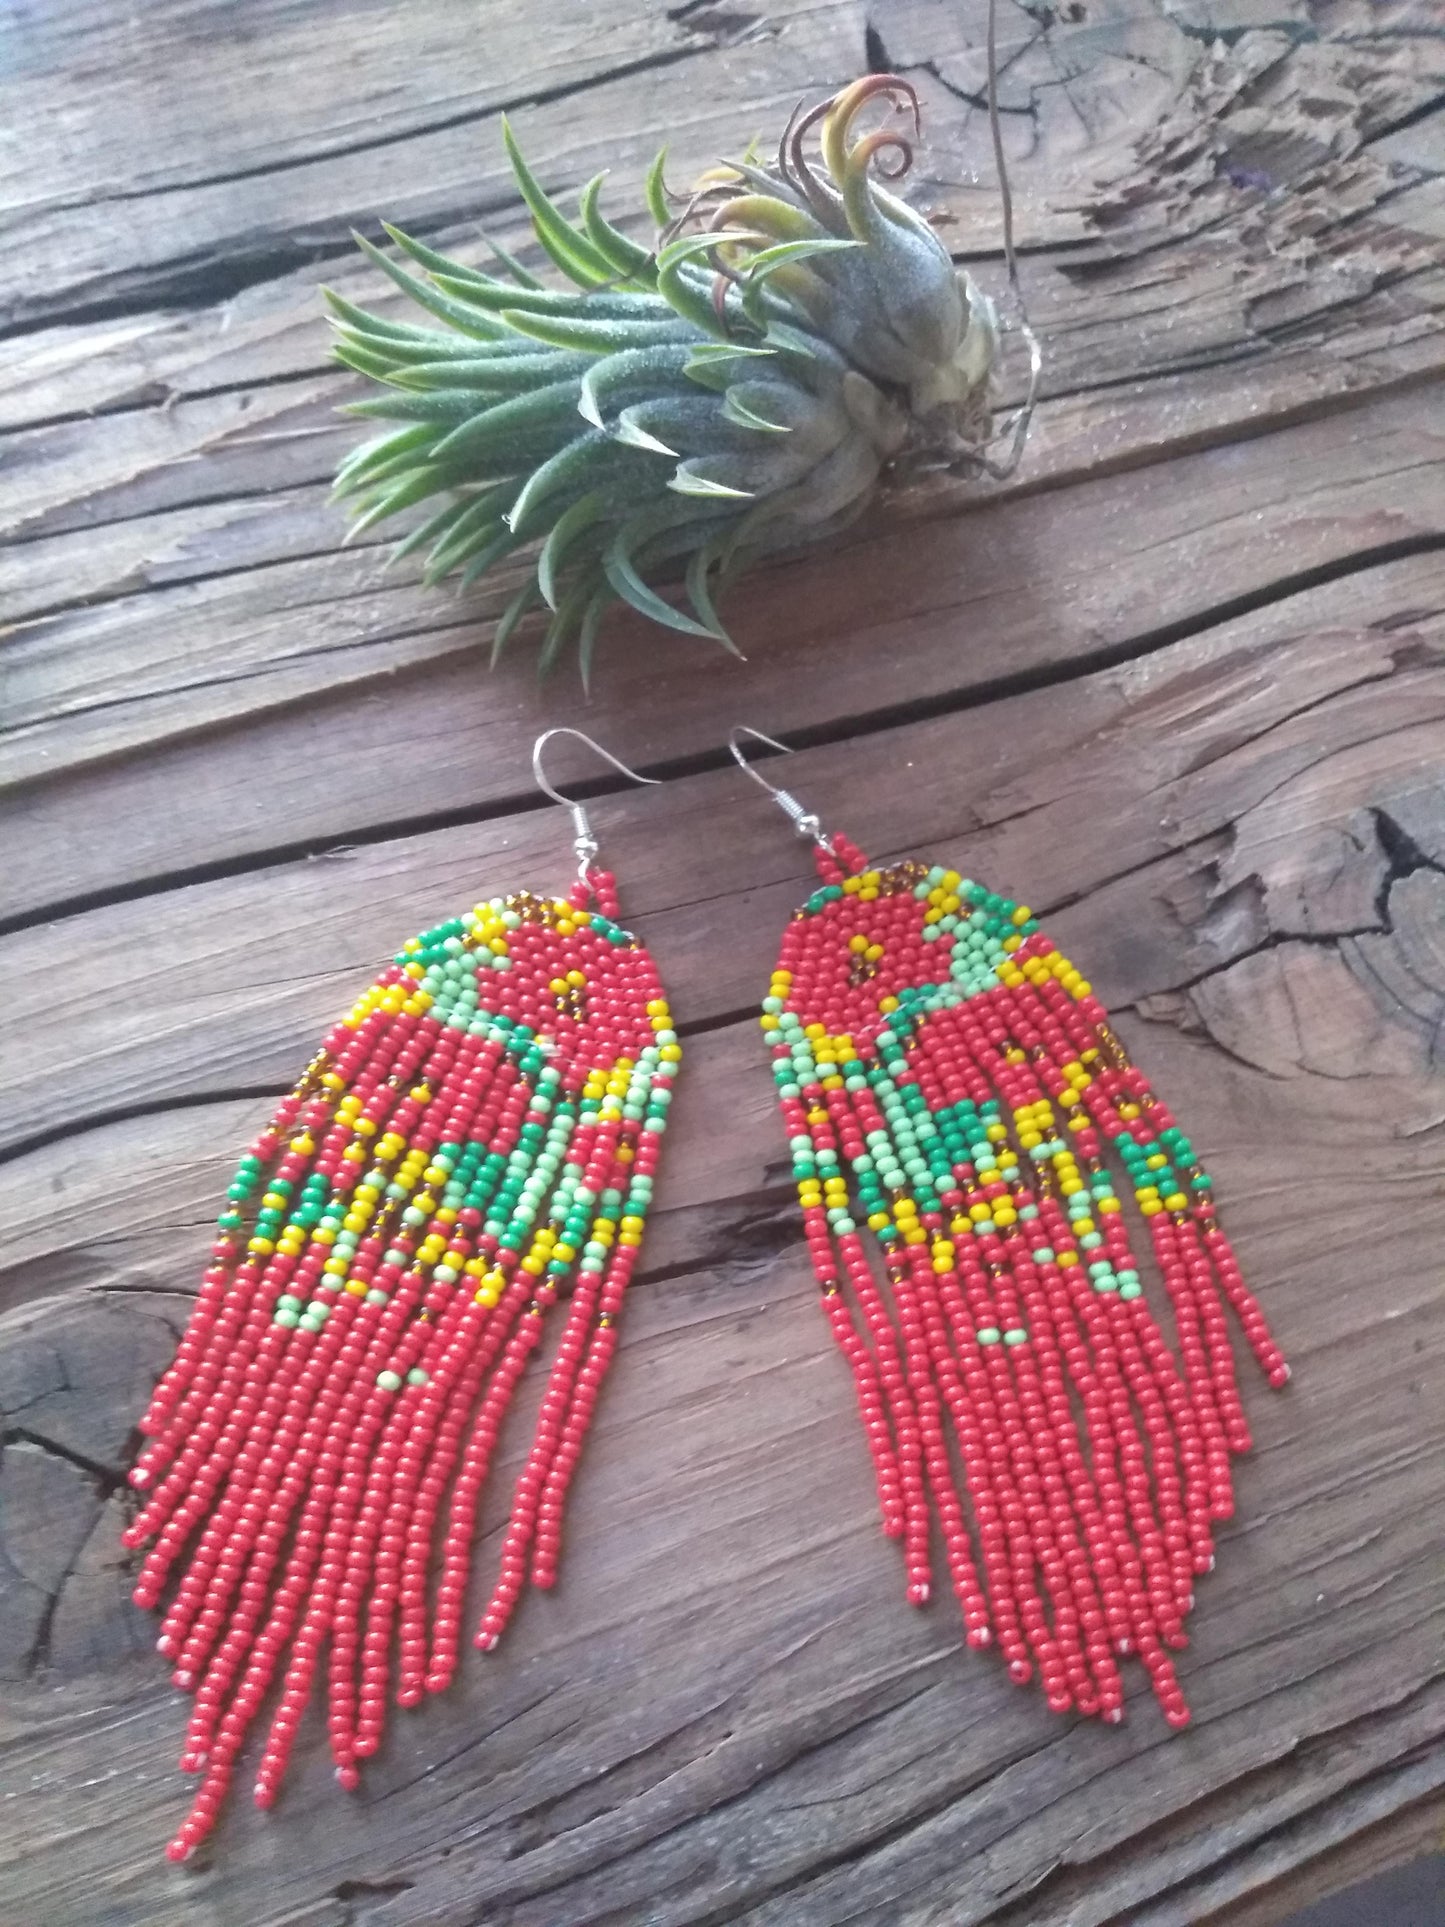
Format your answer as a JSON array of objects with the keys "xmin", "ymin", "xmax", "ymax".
[
  {"xmin": 124, "ymin": 729, "xmax": 680, "ymax": 1861},
  {"xmin": 733, "ymin": 728, "xmax": 1289, "ymax": 1729}
]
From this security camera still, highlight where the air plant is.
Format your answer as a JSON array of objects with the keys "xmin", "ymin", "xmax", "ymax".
[{"xmin": 330, "ymin": 74, "xmax": 1028, "ymax": 678}]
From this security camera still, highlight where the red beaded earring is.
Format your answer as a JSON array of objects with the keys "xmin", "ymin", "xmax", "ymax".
[
  {"xmin": 124, "ymin": 729, "xmax": 679, "ymax": 1861},
  {"xmin": 732, "ymin": 728, "xmax": 1289, "ymax": 1729}
]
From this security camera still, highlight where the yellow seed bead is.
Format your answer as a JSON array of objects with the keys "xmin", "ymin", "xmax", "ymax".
[
  {"xmin": 345, "ymin": 1278, "xmax": 369, "ymax": 1296},
  {"xmin": 521, "ymin": 1254, "xmax": 545, "ymax": 1276},
  {"xmin": 879, "ymin": 994, "xmax": 900, "ymax": 1013},
  {"xmin": 659, "ymin": 1043, "xmax": 682, "ymax": 1062},
  {"xmin": 248, "ymin": 1236, "xmax": 275, "ymax": 1256},
  {"xmin": 553, "ymin": 1242, "xmax": 576, "ymax": 1263},
  {"xmin": 848, "ymin": 934, "xmax": 869, "ymax": 954}
]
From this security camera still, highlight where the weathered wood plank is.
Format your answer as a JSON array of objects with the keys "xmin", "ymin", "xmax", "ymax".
[
  {"xmin": 0, "ymin": 0, "xmax": 854, "ymax": 330},
  {"xmin": 4, "ymin": 554, "xmax": 1444, "ymax": 1149},
  {"xmin": 3, "ymin": 392, "xmax": 1442, "ymax": 927}
]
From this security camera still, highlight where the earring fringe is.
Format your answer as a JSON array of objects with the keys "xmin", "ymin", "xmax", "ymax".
[
  {"xmin": 762, "ymin": 834, "xmax": 1287, "ymax": 1727},
  {"xmin": 124, "ymin": 872, "xmax": 678, "ymax": 1857}
]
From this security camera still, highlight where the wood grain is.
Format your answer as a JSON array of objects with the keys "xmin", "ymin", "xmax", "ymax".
[{"xmin": 2, "ymin": 1, "xmax": 1443, "ymax": 1923}]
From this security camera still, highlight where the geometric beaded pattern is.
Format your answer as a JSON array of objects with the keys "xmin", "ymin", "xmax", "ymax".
[
  {"xmin": 125, "ymin": 873, "xmax": 677, "ymax": 1860},
  {"xmin": 764, "ymin": 840, "xmax": 1287, "ymax": 1729}
]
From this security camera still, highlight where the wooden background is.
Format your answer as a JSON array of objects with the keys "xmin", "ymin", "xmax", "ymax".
[{"xmin": 2, "ymin": 2, "xmax": 1443, "ymax": 1923}]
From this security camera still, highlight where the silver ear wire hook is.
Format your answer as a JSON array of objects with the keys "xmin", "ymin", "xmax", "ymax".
[
  {"xmin": 532, "ymin": 728, "xmax": 660, "ymax": 880},
  {"xmin": 728, "ymin": 726, "xmax": 831, "ymax": 849}
]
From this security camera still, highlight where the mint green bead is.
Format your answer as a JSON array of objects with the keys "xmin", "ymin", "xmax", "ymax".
[
  {"xmin": 1118, "ymin": 1281, "xmax": 1143, "ymax": 1300},
  {"xmin": 976, "ymin": 1326, "xmax": 1002, "ymax": 1344},
  {"xmin": 273, "ymin": 1308, "xmax": 300, "ymax": 1329},
  {"xmin": 1002, "ymin": 1328, "xmax": 1028, "ymax": 1346}
]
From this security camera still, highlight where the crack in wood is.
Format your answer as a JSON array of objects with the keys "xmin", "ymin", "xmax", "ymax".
[{"xmin": 5, "ymin": 534, "xmax": 1442, "ymax": 944}]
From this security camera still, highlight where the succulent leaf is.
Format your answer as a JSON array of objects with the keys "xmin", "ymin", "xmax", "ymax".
[{"xmin": 332, "ymin": 74, "xmax": 1002, "ymax": 676}]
